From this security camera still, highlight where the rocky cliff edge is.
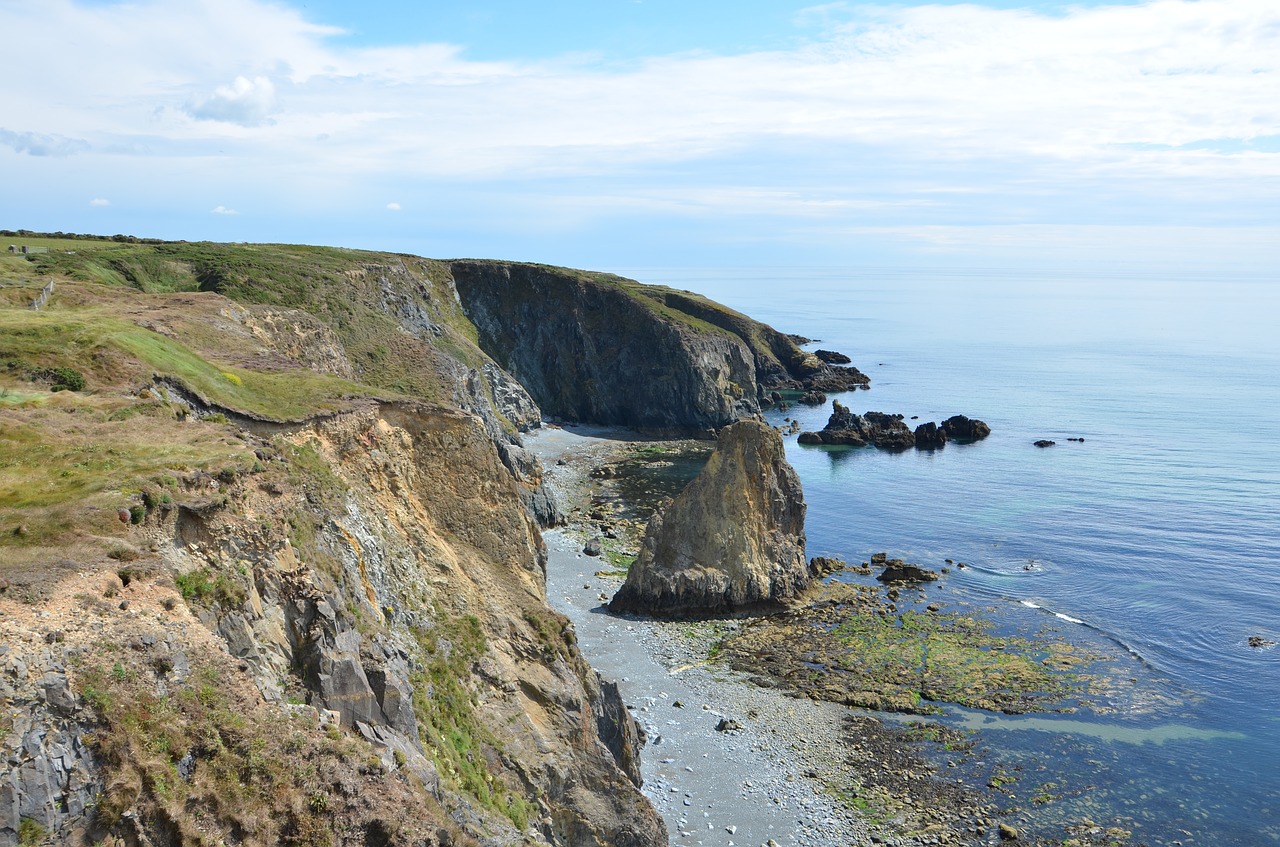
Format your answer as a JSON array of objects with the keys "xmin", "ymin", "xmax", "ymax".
[{"xmin": 0, "ymin": 247, "xmax": 663, "ymax": 847}]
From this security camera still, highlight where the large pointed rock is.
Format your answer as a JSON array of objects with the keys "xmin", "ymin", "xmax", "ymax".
[{"xmin": 608, "ymin": 420, "xmax": 811, "ymax": 616}]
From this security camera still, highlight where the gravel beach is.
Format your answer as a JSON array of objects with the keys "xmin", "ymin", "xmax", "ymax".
[{"xmin": 528, "ymin": 425, "xmax": 872, "ymax": 847}]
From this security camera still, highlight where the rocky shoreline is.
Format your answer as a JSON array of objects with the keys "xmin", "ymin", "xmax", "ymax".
[{"xmin": 528, "ymin": 425, "xmax": 1025, "ymax": 847}]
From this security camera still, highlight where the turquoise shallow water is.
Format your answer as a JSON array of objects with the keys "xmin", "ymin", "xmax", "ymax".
[{"xmin": 617, "ymin": 266, "xmax": 1280, "ymax": 845}]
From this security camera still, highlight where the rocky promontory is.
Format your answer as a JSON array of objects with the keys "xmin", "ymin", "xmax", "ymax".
[
  {"xmin": 450, "ymin": 261, "xmax": 868, "ymax": 434},
  {"xmin": 608, "ymin": 420, "xmax": 812, "ymax": 616},
  {"xmin": 798, "ymin": 402, "xmax": 991, "ymax": 451}
]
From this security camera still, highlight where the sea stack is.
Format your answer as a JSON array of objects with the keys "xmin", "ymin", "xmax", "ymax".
[{"xmin": 608, "ymin": 420, "xmax": 811, "ymax": 616}]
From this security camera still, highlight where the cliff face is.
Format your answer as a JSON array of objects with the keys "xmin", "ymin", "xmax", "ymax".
[
  {"xmin": 608, "ymin": 421, "xmax": 812, "ymax": 616},
  {"xmin": 1, "ymin": 401, "xmax": 661, "ymax": 847},
  {"xmin": 450, "ymin": 261, "xmax": 757, "ymax": 434},
  {"xmin": 450, "ymin": 261, "xmax": 867, "ymax": 434},
  {"xmin": 0, "ymin": 251, "xmax": 661, "ymax": 847}
]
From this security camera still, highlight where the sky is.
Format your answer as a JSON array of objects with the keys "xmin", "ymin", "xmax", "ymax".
[{"xmin": 2, "ymin": 0, "xmax": 1278, "ymax": 273}]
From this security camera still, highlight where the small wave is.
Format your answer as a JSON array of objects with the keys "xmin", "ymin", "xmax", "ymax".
[{"xmin": 1019, "ymin": 599, "xmax": 1083, "ymax": 624}]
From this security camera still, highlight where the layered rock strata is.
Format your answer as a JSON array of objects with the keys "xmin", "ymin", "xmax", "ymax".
[{"xmin": 608, "ymin": 420, "xmax": 811, "ymax": 616}]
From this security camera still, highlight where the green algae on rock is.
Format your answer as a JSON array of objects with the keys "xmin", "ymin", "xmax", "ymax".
[{"xmin": 721, "ymin": 584, "xmax": 1094, "ymax": 715}]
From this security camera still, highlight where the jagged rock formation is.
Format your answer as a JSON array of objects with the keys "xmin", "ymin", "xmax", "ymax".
[
  {"xmin": 799, "ymin": 402, "xmax": 990, "ymax": 451},
  {"xmin": 608, "ymin": 421, "xmax": 811, "ymax": 616},
  {"xmin": 450, "ymin": 261, "xmax": 868, "ymax": 434},
  {"xmin": 797, "ymin": 403, "xmax": 915, "ymax": 450}
]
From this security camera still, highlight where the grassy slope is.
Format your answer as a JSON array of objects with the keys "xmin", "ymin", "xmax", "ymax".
[
  {"xmin": 1, "ymin": 239, "xmax": 803, "ymax": 569},
  {"xmin": 0, "ymin": 243, "xmax": 418, "ymax": 568}
]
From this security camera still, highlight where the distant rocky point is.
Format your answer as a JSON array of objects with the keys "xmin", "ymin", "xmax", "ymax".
[{"xmin": 451, "ymin": 261, "xmax": 869, "ymax": 434}]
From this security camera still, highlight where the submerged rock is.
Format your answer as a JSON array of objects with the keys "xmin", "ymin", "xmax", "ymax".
[
  {"xmin": 1034, "ymin": 439, "xmax": 1057, "ymax": 448},
  {"xmin": 876, "ymin": 559, "xmax": 941, "ymax": 584},
  {"xmin": 608, "ymin": 420, "xmax": 810, "ymax": 616}
]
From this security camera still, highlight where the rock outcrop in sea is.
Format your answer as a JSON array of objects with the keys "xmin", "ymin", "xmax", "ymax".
[
  {"xmin": 608, "ymin": 420, "xmax": 811, "ymax": 616},
  {"xmin": 798, "ymin": 402, "xmax": 991, "ymax": 451}
]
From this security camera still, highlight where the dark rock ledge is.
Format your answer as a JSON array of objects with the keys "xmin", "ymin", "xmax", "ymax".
[{"xmin": 798, "ymin": 401, "xmax": 991, "ymax": 451}]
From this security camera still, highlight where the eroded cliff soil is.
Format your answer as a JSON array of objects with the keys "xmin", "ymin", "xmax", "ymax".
[{"xmin": 1, "ymin": 247, "xmax": 666, "ymax": 847}]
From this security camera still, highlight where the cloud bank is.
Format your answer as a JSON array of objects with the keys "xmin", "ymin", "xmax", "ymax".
[{"xmin": 1, "ymin": 0, "xmax": 1277, "ymax": 267}]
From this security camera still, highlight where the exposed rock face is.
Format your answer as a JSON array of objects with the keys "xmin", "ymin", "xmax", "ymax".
[
  {"xmin": 799, "ymin": 403, "xmax": 990, "ymax": 452},
  {"xmin": 608, "ymin": 420, "xmax": 811, "ymax": 616},
  {"xmin": 2, "ymin": 410, "xmax": 657, "ymax": 847},
  {"xmin": 451, "ymin": 261, "xmax": 867, "ymax": 433}
]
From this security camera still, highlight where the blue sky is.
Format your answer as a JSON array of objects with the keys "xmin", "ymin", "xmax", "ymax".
[{"xmin": 2, "ymin": 0, "xmax": 1277, "ymax": 273}]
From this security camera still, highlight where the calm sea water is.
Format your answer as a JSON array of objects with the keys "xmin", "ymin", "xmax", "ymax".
[{"xmin": 617, "ymin": 266, "xmax": 1280, "ymax": 846}]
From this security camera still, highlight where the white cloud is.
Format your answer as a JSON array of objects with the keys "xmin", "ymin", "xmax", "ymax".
[
  {"xmin": 1, "ymin": 0, "xmax": 1278, "ymax": 260},
  {"xmin": 0, "ymin": 128, "xmax": 89, "ymax": 157},
  {"xmin": 210, "ymin": 205, "xmax": 239, "ymax": 215},
  {"xmin": 5, "ymin": 0, "xmax": 1276, "ymax": 177},
  {"xmin": 386, "ymin": 202, "xmax": 401, "ymax": 211},
  {"xmin": 90, "ymin": 197, "xmax": 110, "ymax": 206},
  {"xmin": 186, "ymin": 75, "xmax": 278, "ymax": 126}
]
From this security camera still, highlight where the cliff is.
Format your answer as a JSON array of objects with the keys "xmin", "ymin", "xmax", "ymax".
[
  {"xmin": 0, "ymin": 243, "xmax": 663, "ymax": 847},
  {"xmin": 607, "ymin": 421, "xmax": 812, "ymax": 616},
  {"xmin": 450, "ymin": 261, "xmax": 868, "ymax": 434}
]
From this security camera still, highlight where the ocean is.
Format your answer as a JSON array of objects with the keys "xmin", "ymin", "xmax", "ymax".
[{"xmin": 615, "ymin": 266, "xmax": 1280, "ymax": 846}]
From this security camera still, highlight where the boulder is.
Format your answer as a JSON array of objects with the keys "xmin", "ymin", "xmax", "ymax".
[
  {"xmin": 797, "ymin": 390, "xmax": 827, "ymax": 406},
  {"xmin": 814, "ymin": 349, "xmax": 852, "ymax": 365},
  {"xmin": 914, "ymin": 421, "xmax": 947, "ymax": 449},
  {"xmin": 1033, "ymin": 440, "xmax": 1056, "ymax": 448},
  {"xmin": 809, "ymin": 556, "xmax": 846, "ymax": 577},
  {"xmin": 876, "ymin": 559, "xmax": 940, "ymax": 584},
  {"xmin": 940, "ymin": 415, "xmax": 991, "ymax": 443},
  {"xmin": 608, "ymin": 420, "xmax": 810, "ymax": 616}
]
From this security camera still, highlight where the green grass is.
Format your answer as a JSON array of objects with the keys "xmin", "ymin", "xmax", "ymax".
[
  {"xmin": 0, "ymin": 407, "xmax": 245, "ymax": 511},
  {"xmin": 75, "ymin": 659, "xmax": 339, "ymax": 846},
  {"xmin": 0, "ymin": 308, "xmax": 387, "ymax": 421},
  {"xmin": 175, "ymin": 566, "xmax": 248, "ymax": 608},
  {"xmin": 410, "ymin": 614, "xmax": 534, "ymax": 831}
]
